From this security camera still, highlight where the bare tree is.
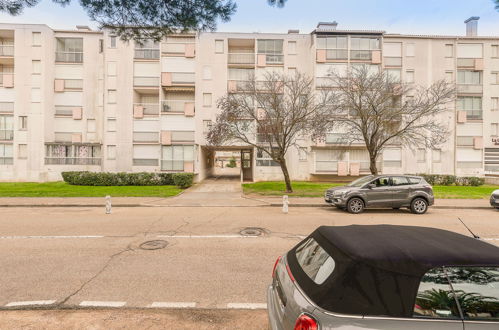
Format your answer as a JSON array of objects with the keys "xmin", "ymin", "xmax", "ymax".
[
  {"xmin": 207, "ymin": 71, "xmax": 334, "ymax": 192},
  {"xmin": 325, "ymin": 65, "xmax": 455, "ymax": 174}
]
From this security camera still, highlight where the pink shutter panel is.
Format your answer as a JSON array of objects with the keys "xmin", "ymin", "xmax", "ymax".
[
  {"xmin": 184, "ymin": 102, "xmax": 195, "ymax": 116},
  {"xmin": 474, "ymin": 136, "xmax": 483, "ymax": 149},
  {"xmin": 316, "ymin": 49, "xmax": 326, "ymax": 63},
  {"xmin": 257, "ymin": 54, "xmax": 266, "ymax": 67},
  {"xmin": 185, "ymin": 43, "xmax": 195, "ymax": 58},
  {"xmin": 257, "ymin": 108, "xmax": 266, "ymax": 120},
  {"xmin": 71, "ymin": 133, "xmax": 82, "ymax": 143},
  {"xmin": 371, "ymin": 50, "xmax": 381, "ymax": 64},
  {"xmin": 161, "ymin": 131, "xmax": 171, "ymax": 145},
  {"xmin": 350, "ymin": 162, "xmax": 360, "ymax": 176},
  {"xmin": 337, "ymin": 161, "xmax": 348, "ymax": 176},
  {"xmin": 72, "ymin": 107, "xmax": 82, "ymax": 120},
  {"xmin": 457, "ymin": 110, "xmax": 467, "ymax": 123},
  {"xmin": 228, "ymin": 80, "xmax": 237, "ymax": 92},
  {"xmin": 161, "ymin": 72, "xmax": 172, "ymax": 87},
  {"xmin": 3, "ymin": 74, "xmax": 14, "ymax": 88},
  {"xmin": 133, "ymin": 105, "xmax": 144, "ymax": 119},
  {"xmin": 474, "ymin": 58, "xmax": 484, "ymax": 71},
  {"xmin": 184, "ymin": 161, "xmax": 194, "ymax": 173},
  {"xmin": 54, "ymin": 79, "xmax": 64, "ymax": 92}
]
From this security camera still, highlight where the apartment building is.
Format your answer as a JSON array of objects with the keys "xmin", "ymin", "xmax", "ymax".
[{"xmin": 0, "ymin": 18, "xmax": 498, "ymax": 182}]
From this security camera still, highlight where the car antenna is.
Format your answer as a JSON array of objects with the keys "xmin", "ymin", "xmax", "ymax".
[{"xmin": 457, "ymin": 217, "xmax": 480, "ymax": 239}]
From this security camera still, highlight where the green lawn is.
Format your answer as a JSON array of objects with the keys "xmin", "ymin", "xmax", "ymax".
[
  {"xmin": 242, "ymin": 181, "xmax": 498, "ymax": 199},
  {"xmin": 0, "ymin": 182, "xmax": 182, "ymax": 198}
]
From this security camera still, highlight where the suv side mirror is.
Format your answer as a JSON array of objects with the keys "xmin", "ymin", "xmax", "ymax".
[{"xmin": 366, "ymin": 183, "xmax": 376, "ymax": 189}]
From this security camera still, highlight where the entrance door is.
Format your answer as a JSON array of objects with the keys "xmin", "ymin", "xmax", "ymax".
[{"xmin": 241, "ymin": 150, "xmax": 253, "ymax": 181}]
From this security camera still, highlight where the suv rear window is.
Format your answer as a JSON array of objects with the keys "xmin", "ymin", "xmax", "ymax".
[
  {"xmin": 295, "ymin": 238, "xmax": 335, "ymax": 284},
  {"xmin": 408, "ymin": 177, "xmax": 421, "ymax": 184}
]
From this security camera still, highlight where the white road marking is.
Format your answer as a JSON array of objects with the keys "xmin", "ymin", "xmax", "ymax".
[
  {"xmin": 226, "ymin": 303, "xmax": 267, "ymax": 309},
  {"xmin": 482, "ymin": 238, "xmax": 499, "ymax": 241},
  {"xmin": 148, "ymin": 302, "xmax": 197, "ymax": 308},
  {"xmin": 0, "ymin": 235, "xmax": 104, "ymax": 239},
  {"xmin": 5, "ymin": 300, "xmax": 56, "ymax": 307},
  {"xmin": 79, "ymin": 301, "xmax": 126, "ymax": 307},
  {"xmin": 157, "ymin": 235, "xmax": 260, "ymax": 238}
]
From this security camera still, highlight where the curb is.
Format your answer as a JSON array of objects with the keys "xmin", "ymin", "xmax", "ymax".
[{"xmin": 269, "ymin": 203, "xmax": 491, "ymax": 210}]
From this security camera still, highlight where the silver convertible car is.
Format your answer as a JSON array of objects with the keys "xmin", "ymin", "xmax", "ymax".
[{"xmin": 267, "ymin": 225, "xmax": 499, "ymax": 330}]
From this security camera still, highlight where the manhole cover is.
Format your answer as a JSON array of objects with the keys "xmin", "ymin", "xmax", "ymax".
[
  {"xmin": 139, "ymin": 240, "xmax": 169, "ymax": 250},
  {"xmin": 240, "ymin": 227, "xmax": 266, "ymax": 237}
]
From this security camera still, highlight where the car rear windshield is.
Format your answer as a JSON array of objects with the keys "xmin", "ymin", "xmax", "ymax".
[{"xmin": 295, "ymin": 238, "xmax": 335, "ymax": 285}]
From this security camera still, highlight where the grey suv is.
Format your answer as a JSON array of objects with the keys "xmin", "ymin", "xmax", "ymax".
[{"xmin": 324, "ymin": 175, "xmax": 434, "ymax": 214}]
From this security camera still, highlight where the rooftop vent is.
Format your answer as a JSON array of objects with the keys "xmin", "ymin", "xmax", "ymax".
[
  {"xmin": 316, "ymin": 21, "xmax": 338, "ymax": 31},
  {"xmin": 288, "ymin": 29, "xmax": 300, "ymax": 34},
  {"xmin": 76, "ymin": 25, "xmax": 92, "ymax": 31},
  {"xmin": 464, "ymin": 17, "xmax": 479, "ymax": 37}
]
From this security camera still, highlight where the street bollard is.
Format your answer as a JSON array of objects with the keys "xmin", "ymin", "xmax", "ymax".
[
  {"xmin": 282, "ymin": 195, "xmax": 289, "ymax": 214},
  {"xmin": 105, "ymin": 195, "xmax": 112, "ymax": 214}
]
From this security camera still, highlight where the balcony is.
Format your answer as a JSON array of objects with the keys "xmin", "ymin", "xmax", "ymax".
[
  {"xmin": 0, "ymin": 45, "xmax": 14, "ymax": 57},
  {"xmin": 161, "ymin": 160, "xmax": 185, "ymax": 171},
  {"xmin": 162, "ymin": 100, "xmax": 194, "ymax": 113},
  {"xmin": 134, "ymin": 48, "xmax": 160, "ymax": 60},
  {"xmin": 457, "ymin": 84, "xmax": 483, "ymax": 94},
  {"xmin": 134, "ymin": 103, "xmax": 159, "ymax": 116},
  {"xmin": 227, "ymin": 80, "xmax": 251, "ymax": 92},
  {"xmin": 56, "ymin": 52, "xmax": 83, "ymax": 63},
  {"xmin": 0, "ymin": 156, "xmax": 13, "ymax": 165},
  {"xmin": 133, "ymin": 132, "xmax": 159, "ymax": 143},
  {"xmin": 171, "ymin": 131, "xmax": 195, "ymax": 143},
  {"xmin": 350, "ymin": 50, "xmax": 373, "ymax": 61},
  {"xmin": 228, "ymin": 53, "xmax": 255, "ymax": 65},
  {"xmin": 133, "ymin": 158, "xmax": 158, "ymax": 166},
  {"xmin": 384, "ymin": 57, "xmax": 402, "ymax": 67},
  {"xmin": 133, "ymin": 76, "xmax": 160, "ymax": 87},
  {"xmin": 326, "ymin": 49, "xmax": 348, "ymax": 60},
  {"xmin": 265, "ymin": 54, "xmax": 284, "ymax": 65},
  {"xmin": 0, "ymin": 129, "xmax": 13, "ymax": 140},
  {"xmin": 162, "ymin": 72, "xmax": 195, "ymax": 87},
  {"xmin": 45, "ymin": 157, "xmax": 101, "ymax": 165},
  {"xmin": 314, "ymin": 160, "xmax": 380, "ymax": 174}
]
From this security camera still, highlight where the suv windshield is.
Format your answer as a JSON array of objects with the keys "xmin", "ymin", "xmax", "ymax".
[{"xmin": 346, "ymin": 175, "xmax": 374, "ymax": 187}]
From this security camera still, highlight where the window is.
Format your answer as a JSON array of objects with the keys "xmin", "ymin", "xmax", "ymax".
[
  {"xmin": 457, "ymin": 96, "xmax": 482, "ymax": 120},
  {"xmin": 18, "ymin": 144, "xmax": 27, "ymax": 159},
  {"xmin": 372, "ymin": 177, "xmax": 390, "ymax": 187},
  {"xmin": 203, "ymin": 93, "xmax": 212, "ymax": 107},
  {"xmin": 492, "ymin": 45, "xmax": 499, "ymax": 58},
  {"xmin": 414, "ymin": 267, "xmax": 461, "ymax": 319},
  {"xmin": 288, "ymin": 67, "xmax": 297, "ymax": 76},
  {"xmin": 99, "ymin": 39, "xmax": 103, "ymax": 53},
  {"xmin": 432, "ymin": 149, "xmax": 441, "ymax": 163},
  {"xmin": 492, "ymin": 97, "xmax": 499, "ymax": 111},
  {"xmin": 32, "ymin": 32, "xmax": 41, "ymax": 46},
  {"xmin": 392, "ymin": 176, "xmax": 410, "ymax": 186},
  {"xmin": 417, "ymin": 148, "xmax": 426, "ymax": 162},
  {"xmin": 107, "ymin": 145, "xmax": 116, "ymax": 160},
  {"xmin": 445, "ymin": 71, "xmax": 454, "ymax": 82},
  {"xmin": 228, "ymin": 68, "xmax": 253, "ymax": 81},
  {"xmin": 109, "ymin": 36, "xmax": 117, "ymax": 48},
  {"xmin": 287, "ymin": 41, "xmax": 297, "ymax": 55},
  {"xmin": 295, "ymin": 238, "xmax": 335, "ymax": 285},
  {"xmin": 257, "ymin": 39, "xmax": 283, "ymax": 54},
  {"xmin": 386, "ymin": 68, "xmax": 401, "ymax": 82},
  {"xmin": 445, "ymin": 266, "xmax": 499, "ymax": 321},
  {"xmin": 44, "ymin": 144, "xmax": 101, "ymax": 165},
  {"xmin": 256, "ymin": 147, "xmax": 279, "ymax": 166},
  {"xmin": 445, "ymin": 44, "xmax": 454, "ymax": 58},
  {"xmin": 0, "ymin": 143, "xmax": 13, "ymax": 164},
  {"xmin": 202, "ymin": 66, "xmax": 212, "ymax": 80},
  {"xmin": 491, "ymin": 72, "xmax": 499, "ymax": 84},
  {"xmin": 317, "ymin": 36, "xmax": 347, "ymax": 60},
  {"xmin": 351, "ymin": 37, "xmax": 380, "ymax": 60},
  {"xmin": 203, "ymin": 120, "xmax": 212, "ymax": 134},
  {"xmin": 107, "ymin": 62, "xmax": 117, "ymax": 76},
  {"xmin": 161, "ymin": 145, "xmax": 194, "ymax": 171},
  {"xmin": 383, "ymin": 148, "xmax": 402, "ymax": 167},
  {"xmin": 299, "ymin": 147, "xmax": 307, "ymax": 161},
  {"xmin": 492, "ymin": 123, "xmax": 499, "ymax": 136},
  {"xmin": 457, "ymin": 43, "xmax": 483, "ymax": 58},
  {"xmin": 19, "ymin": 116, "xmax": 27, "ymax": 130},
  {"xmin": 55, "ymin": 38, "xmax": 83, "ymax": 63},
  {"xmin": 215, "ymin": 39, "xmax": 224, "ymax": 54},
  {"xmin": 107, "ymin": 90, "xmax": 117, "ymax": 104},
  {"xmin": 406, "ymin": 70, "xmax": 415, "ymax": 83},
  {"xmin": 406, "ymin": 43, "xmax": 415, "ymax": 57},
  {"xmin": 0, "ymin": 115, "xmax": 14, "ymax": 140},
  {"xmin": 457, "ymin": 70, "xmax": 482, "ymax": 85},
  {"xmin": 384, "ymin": 42, "xmax": 402, "ymax": 57},
  {"xmin": 107, "ymin": 118, "xmax": 116, "ymax": 132},
  {"xmin": 32, "ymin": 60, "xmax": 41, "ymax": 74}
]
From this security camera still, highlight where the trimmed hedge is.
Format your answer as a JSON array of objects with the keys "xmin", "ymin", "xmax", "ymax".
[
  {"xmin": 417, "ymin": 174, "xmax": 484, "ymax": 187},
  {"xmin": 62, "ymin": 171, "xmax": 194, "ymax": 188}
]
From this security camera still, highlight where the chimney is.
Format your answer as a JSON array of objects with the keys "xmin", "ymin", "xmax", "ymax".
[
  {"xmin": 464, "ymin": 17, "xmax": 479, "ymax": 36},
  {"xmin": 316, "ymin": 21, "xmax": 338, "ymax": 31},
  {"xmin": 288, "ymin": 29, "xmax": 300, "ymax": 34}
]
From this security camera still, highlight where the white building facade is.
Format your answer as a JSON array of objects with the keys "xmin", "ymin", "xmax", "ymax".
[{"xmin": 0, "ymin": 19, "xmax": 498, "ymax": 182}]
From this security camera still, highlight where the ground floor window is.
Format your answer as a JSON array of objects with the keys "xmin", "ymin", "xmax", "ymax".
[
  {"xmin": 256, "ymin": 147, "xmax": 279, "ymax": 166},
  {"xmin": 0, "ymin": 143, "xmax": 13, "ymax": 164},
  {"xmin": 161, "ymin": 145, "xmax": 194, "ymax": 171},
  {"xmin": 45, "ymin": 144, "xmax": 101, "ymax": 165}
]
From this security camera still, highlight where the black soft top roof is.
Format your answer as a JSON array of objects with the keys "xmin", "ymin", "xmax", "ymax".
[
  {"xmin": 316, "ymin": 225, "xmax": 499, "ymax": 276},
  {"xmin": 287, "ymin": 225, "xmax": 499, "ymax": 318}
]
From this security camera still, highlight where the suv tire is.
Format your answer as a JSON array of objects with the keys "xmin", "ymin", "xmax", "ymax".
[
  {"xmin": 347, "ymin": 197, "xmax": 364, "ymax": 214},
  {"xmin": 410, "ymin": 197, "xmax": 428, "ymax": 214}
]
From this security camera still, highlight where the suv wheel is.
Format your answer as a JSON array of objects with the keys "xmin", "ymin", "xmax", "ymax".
[
  {"xmin": 411, "ymin": 198, "xmax": 428, "ymax": 214},
  {"xmin": 347, "ymin": 198, "xmax": 364, "ymax": 214}
]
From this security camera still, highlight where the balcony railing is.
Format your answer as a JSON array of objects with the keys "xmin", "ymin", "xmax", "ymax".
[
  {"xmin": 134, "ymin": 48, "xmax": 160, "ymax": 60},
  {"xmin": 326, "ymin": 49, "xmax": 348, "ymax": 60},
  {"xmin": 134, "ymin": 103, "xmax": 159, "ymax": 116},
  {"xmin": 457, "ymin": 84, "xmax": 483, "ymax": 94},
  {"xmin": 0, "ymin": 129, "xmax": 13, "ymax": 140},
  {"xmin": 133, "ymin": 158, "xmax": 159, "ymax": 166},
  {"xmin": 0, "ymin": 102, "xmax": 14, "ymax": 113},
  {"xmin": 162, "ymin": 100, "xmax": 193, "ymax": 113},
  {"xmin": 171, "ymin": 131, "xmax": 195, "ymax": 143},
  {"xmin": 171, "ymin": 72, "xmax": 195, "ymax": 84},
  {"xmin": 133, "ymin": 76, "xmax": 160, "ymax": 87},
  {"xmin": 228, "ymin": 53, "xmax": 255, "ymax": 65},
  {"xmin": 56, "ymin": 52, "xmax": 83, "ymax": 63},
  {"xmin": 133, "ymin": 132, "xmax": 159, "ymax": 143},
  {"xmin": 64, "ymin": 79, "xmax": 83, "ymax": 90},
  {"xmin": 350, "ymin": 50, "xmax": 373, "ymax": 60},
  {"xmin": 55, "ymin": 106, "xmax": 74, "ymax": 117},
  {"xmin": 0, "ymin": 45, "xmax": 14, "ymax": 57},
  {"xmin": 0, "ymin": 157, "xmax": 13, "ymax": 165},
  {"xmin": 265, "ymin": 54, "xmax": 284, "ymax": 65},
  {"xmin": 45, "ymin": 157, "xmax": 101, "ymax": 165},
  {"xmin": 161, "ymin": 160, "xmax": 184, "ymax": 171},
  {"xmin": 384, "ymin": 57, "xmax": 402, "ymax": 67},
  {"xmin": 315, "ymin": 160, "xmax": 379, "ymax": 173},
  {"xmin": 457, "ymin": 58, "xmax": 476, "ymax": 67},
  {"xmin": 162, "ymin": 43, "xmax": 186, "ymax": 54}
]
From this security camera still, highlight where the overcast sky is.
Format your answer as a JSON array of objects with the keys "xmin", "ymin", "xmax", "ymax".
[{"xmin": 0, "ymin": 0, "xmax": 498, "ymax": 36}]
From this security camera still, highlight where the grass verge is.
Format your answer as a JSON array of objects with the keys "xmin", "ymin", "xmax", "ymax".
[{"xmin": 0, "ymin": 182, "xmax": 182, "ymax": 198}]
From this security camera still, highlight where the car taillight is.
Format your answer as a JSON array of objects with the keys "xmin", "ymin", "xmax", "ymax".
[
  {"xmin": 286, "ymin": 262, "xmax": 295, "ymax": 282},
  {"xmin": 294, "ymin": 314, "xmax": 318, "ymax": 330},
  {"xmin": 272, "ymin": 256, "xmax": 282, "ymax": 278}
]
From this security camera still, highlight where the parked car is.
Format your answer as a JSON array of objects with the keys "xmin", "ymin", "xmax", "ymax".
[
  {"xmin": 324, "ymin": 175, "xmax": 434, "ymax": 214},
  {"xmin": 491, "ymin": 189, "xmax": 499, "ymax": 209},
  {"xmin": 267, "ymin": 225, "xmax": 499, "ymax": 330}
]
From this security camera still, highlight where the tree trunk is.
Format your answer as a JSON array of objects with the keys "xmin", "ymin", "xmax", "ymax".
[
  {"xmin": 369, "ymin": 154, "xmax": 378, "ymax": 175},
  {"xmin": 279, "ymin": 159, "xmax": 293, "ymax": 193}
]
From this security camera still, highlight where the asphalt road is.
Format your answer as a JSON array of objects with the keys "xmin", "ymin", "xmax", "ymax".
[{"xmin": 0, "ymin": 205, "xmax": 498, "ymax": 328}]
